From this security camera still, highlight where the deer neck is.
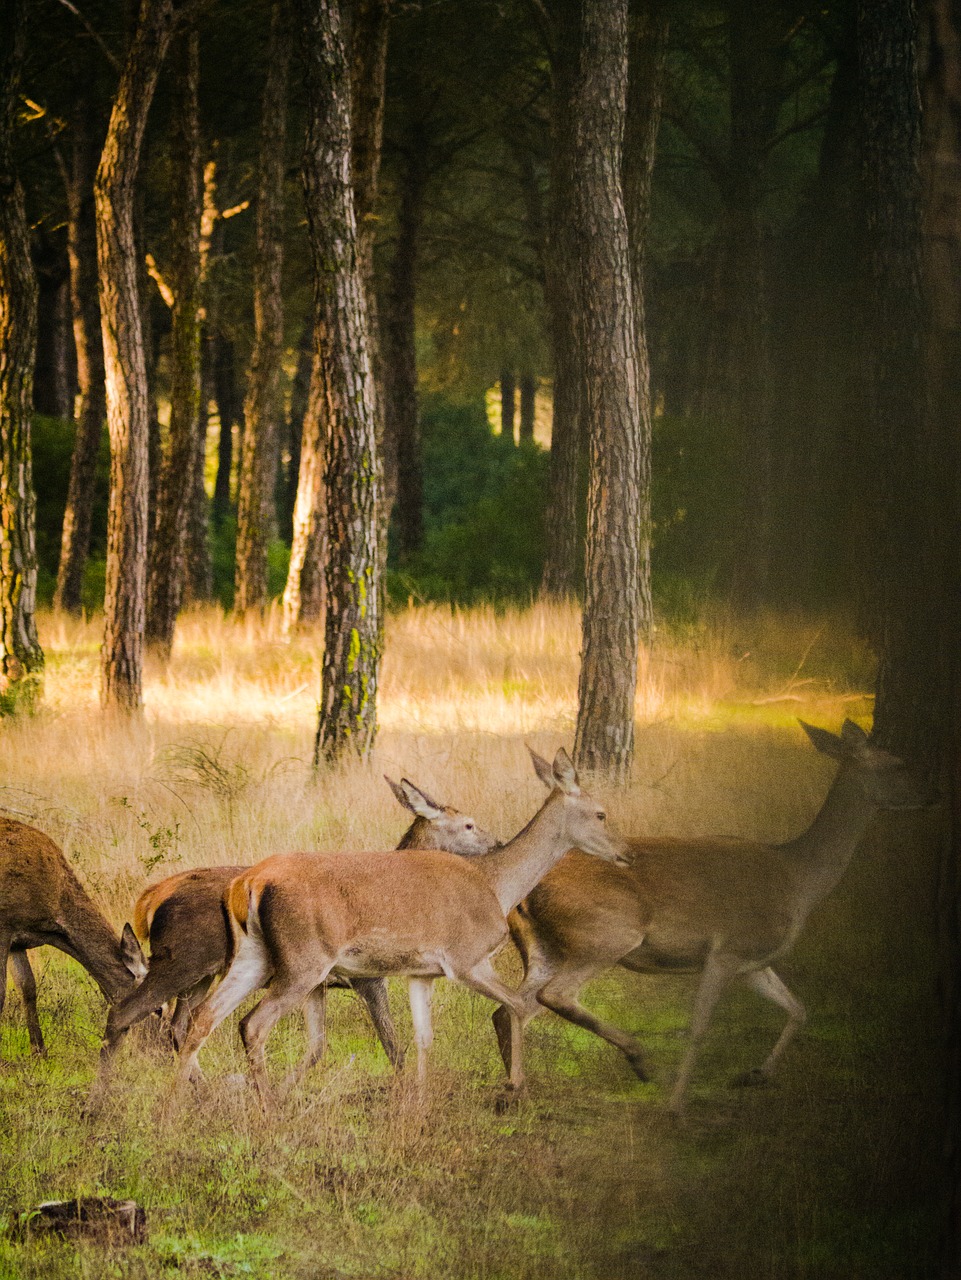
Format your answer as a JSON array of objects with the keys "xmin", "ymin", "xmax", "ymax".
[
  {"xmin": 473, "ymin": 792, "xmax": 571, "ymax": 915},
  {"xmin": 59, "ymin": 884, "xmax": 133, "ymax": 1002},
  {"xmin": 783, "ymin": 766, "xmax": 877, "ymax": 907}
]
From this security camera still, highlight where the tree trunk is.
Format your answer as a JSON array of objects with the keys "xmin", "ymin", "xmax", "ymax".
[
  {"xmin": 383, "ymin": 136, "xmax": 426, "ymax": 560},
  {"xmin": 235, "ymin": 0, "xmax": 291, "ymax": 614},
  {"xmin": 518, "ymin": 372, "xmax": 536, "ymax": 443},
  {"xmin": 55, "ymin": 94, "xmax": 107, "ymax": 613},
  {"xmin": 500, "ymin": 369, "xmax": 516, "ymax": 444},
  {"xmin": 296, "ymin": 0, "xmax": 380, "ymax": 762},
  {"xmin": 0, "ymin": 0, "xmax": 43, "ymax": 706},
  {"xmin": 182, "ymin": 389, "xmax": 212, "ymax": 602},
  {"xmin": 569, "ymin": 0, "xmax": 642, "ymax": 782},
  {"xmin": 282, "ymin": 350, "xmax": 326, "ymax": 631},
  {"xmin": 277, "ymin": 318, "xmax": 311, "ymax": 541},
  {"xmin": 541, "ymin": 3, "xmax": 583, "ymax": 601},
  {"xmin": 32, "ymin": 233, "xmax": 72, "ymax": 420},
  {"xmin": 96, "ymin": 0, "xmax": 176, "ymax": 710},
  {"xmin": 146, "ymin": 27, "xmax": 202, "ymax": 654},
  {"xmin": 212, "ymin": 333, "xmax": 239, "ymax": 524}
]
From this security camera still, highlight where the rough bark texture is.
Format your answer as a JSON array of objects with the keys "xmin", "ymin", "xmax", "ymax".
[
  {"xmin": 146, "ymin": 28, "xmax": 202, "ymax": 654},
  {"xmin": 297, "ymin": 0, "xmax": 380, "ymax": 762},
  {"xmin": 518, "ymin": 372, "xmax": 536, "ymax": 442},
  {"xmin": 383, "ymin": 134, "xmax": 426, "ymax": 559},
  {"xmin": 96, "ymin": 0, "xmax": 175, "ymax": 710},
  {"xmin": 622, "ymin": 0, "xmax": 666, "ymax": 643},
  {"xmin": 0, "ymin": 0, "xmax": 43, "ymax": 704},
  {"xmin": 570, "ymin": 0, "xmax": 642, "ymax": 782},
  {"xmin": 235, "ymin": 0, "xmax": 291, "ymax": 614},
  {"xmin": 541, "ymin": 2, "xmax": 583, "ymax": 600},
  {"xmin": 55, "ymin": 94, "xmax": 107, "ymax": 613}
]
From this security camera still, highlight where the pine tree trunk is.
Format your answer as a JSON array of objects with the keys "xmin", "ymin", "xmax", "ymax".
[
  {"xmin": 212, "ymin": 333, "xmax": 239, "ymax": 524},
  {"xmin": 146, "ymin": 27, "xmax": 202, "ymax": 654},
  {"xmin": 182, "ymin": 395, "xmax": 212, "ymax": 602},
  {"xmin": 282, "ymin": 353, "xmax": 326, "ymax": 631},
  {"xmin": 0, "ymin": 0, "xmax": 43, "ymax": 705},
  {"xmin": 518, "ymin": 373, "xmax": 536, "ymax": 442},
  {"xmin": 499, "ymin": 369, "xmax": 516, "ymax": 444},
  {"xmin": 383, "ymin": 138, "xmax": 426, "ymax": 559},
  {"xmin": 296, "ymin": 0, "xmax": 380, "ymax": 762},
  {"xmin": 570, "ymin": 0, "xmax": 642, "ymax": 782},
  {"xmin": 32, "ymin": 235, "xmax": 72, "ymax": 419},
  {"xmin": 55, "ymin": 94, "xmax": 107, "ymax": 613},
  {"xmin": 622, "ymin": 0, "xmax": 666, "ymax": 643},
  {"xmin": 541, "ymin": 4, "xmax": 583, "ymax": 601},
  {"xmin": 96, "ymin": 0, "xmax": 175, "ymax": 710},
  {"xmin": 235, "ymin": 0, "xmax": 291, "ymax": 614},
  {"xmin": 277, "ymin": 319, "xmax": 311, "ymax": 541}
]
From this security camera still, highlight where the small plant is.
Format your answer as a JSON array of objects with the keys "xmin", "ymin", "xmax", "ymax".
[{"xmin": 114, "ymin": 796, "xmax": 182, "ymax": 877}]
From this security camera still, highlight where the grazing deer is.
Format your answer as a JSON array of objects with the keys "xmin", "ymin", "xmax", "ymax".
[
  {"xmin": 173, "ymin": 749, "xmax": 624, "ymax": 1108},
  {"xmin": 94, "ymin": 778, "xmax": 499, "ymax": 1087},
  {"xmin": 493, "ymin": 722, "xmax": 930, "ymax": 1114},
  {"xmin": 0, "ymin": 818, "xmax": 146, "ymax": 1056}
]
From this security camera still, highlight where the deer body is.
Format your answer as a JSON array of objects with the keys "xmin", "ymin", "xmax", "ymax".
[
  {"xmin": 95, "ymin": 781, "xmax": 499, "ymax": 1088},
  {"xmin": 175, "ymin": 750, "xmax": 622, "ymax": 1107},
  {"xmin": 496, "ymin": 723, "xmax": 929, "ymax": 1114},
  {"xmin": 0, "ymin": 818, "xmax": 144, "ymax": 1055}
]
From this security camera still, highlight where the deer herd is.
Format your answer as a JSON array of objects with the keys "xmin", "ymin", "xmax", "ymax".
[{"xmin": 0, "ymin": 721, "xmax": 928, "ymax": 1118}]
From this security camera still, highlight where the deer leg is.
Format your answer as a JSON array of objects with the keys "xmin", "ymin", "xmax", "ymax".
[
  {"xmin": 535, "ymin": 960, "xmax": 650, "ymax": 1081},
  {"xmin": 734, "ymin": 966, "xmax": 807, "ymax": 1087},
  {"xmin": 0, "ymin": 930, "xmax": 14, "ymax": 1058},
  {"xmin": 352, "ymin": 977, "xmax": 404, "ymax": 1070},
  {"xmin": 10, "ymin": 951, "xmax": 44, "ymax": 1056},
  {"xmin": 669, "ymin": 952, "xmax": 740, "ymax": 1116},
  {"xmin": 282, "ymin": 984, "xmax": 328, "ymax": 1091},
  {"xmin": 241, "ymin": 974, "xmax": 327, "ymax": 1112},
  {"xmin": 170, "ymin": 977, "xmax": 215, "ymax": 1053},
  {"xmin": 407, "ymin": 977, "xmax": 435, "ymax": 1086},
  {"xmin": 460, "ymin": 959, "xmax": 526, "ymax": 1091}
]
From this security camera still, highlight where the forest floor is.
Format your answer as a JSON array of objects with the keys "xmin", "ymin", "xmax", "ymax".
[{"xmin": 0, "ymin": 602, "xmax": 946, "ymax": 1279}]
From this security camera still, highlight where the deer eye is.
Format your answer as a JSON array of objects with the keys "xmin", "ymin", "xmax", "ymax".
[
  {"xmin": 465, "ymin": 822, "xmax": 474, "ymax": 830},
  {"xmin": 596, "ymin": 811, "xmax": 606, "ymax": 821}
]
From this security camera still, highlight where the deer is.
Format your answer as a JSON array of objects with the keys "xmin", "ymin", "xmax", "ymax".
[
  {"xmin": 0, "ymin": 817, "xmax": 146, "ymax": 1056},
  {"xmin": 92, "ymin": 778, "xmax": 499, "ymax": 1095},
  {"xmin": 171, "ymin": 749, "xmax": 625, "ymax": 1110},
  {"xmin": 492, "ymin": 722, "xmax": 930, "ymax": 1115}
]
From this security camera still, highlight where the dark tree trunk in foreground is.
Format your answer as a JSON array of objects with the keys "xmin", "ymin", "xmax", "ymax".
[
  {"xmin": 96, "ymin": 0, "xmax": 176, "ymax": 709},
  {"xmin": 297, "ymin": 0, "xmax": 380, "ymax": 761},
  {"xmin": 622, "ymin": 0, "xmax": 667, "ymax": 643},
  {"xmin": 519, "ymin": 372, "xmax": 536, "ymax": 442},
  {"xmin": 541, "ymin": 3, "xmax": 583, "ymax": 601},
  {"xmin": 146, "ymin": 28, "xmax": 202, "ymax": 654},
  {"xmin": 235, "ymin": 0, "xmax": 291, "ymax": 614},
  {"xmin": 500, "ymin": 368, "xmax": 516, "ymax": 444},
  {"xmin": 383, "ymin": 133, "xmax": 426, "ymax": 559},
  {"xmin": 0, "ymin": 0, "xmax": 43, "ymax": 704},
  {"xmin": 570, "ymin": 0, "xmax": 643, "ymax": 782},
  {"xmin": 56, "ymin": 94, "xmax": 107, "ymax": 612}
]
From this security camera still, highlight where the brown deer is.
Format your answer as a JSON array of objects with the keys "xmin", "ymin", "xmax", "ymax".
[
  {"xmin": 94, "ymin": 778, "xmax": 499, "ymax": 1088},
  {"xmin": 493, "ymin": 722, "xmax": 930, "ymax": 1114},
  {"xmin": 173, "ymin": 749, "xmax": 624, "ymax": 1109},
  {"xmin": 0, "ymin": 818, "xmax": 146, "ymax": 1056}
]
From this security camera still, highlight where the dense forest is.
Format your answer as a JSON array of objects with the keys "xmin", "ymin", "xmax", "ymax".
[{"xmin": 1, "ymin": 0, "xmax": 960, "ymax": 1274}]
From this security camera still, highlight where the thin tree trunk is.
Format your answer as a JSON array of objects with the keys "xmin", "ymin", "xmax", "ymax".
[
  {"xmin": 296, "ymin": 0, "xmax": 380, "ymax": 762},
  {"xmin": 212, "ymin": 333, "xmax": 239, "ymax": 524},
  {"xmin": 146, "ymin": 27, "xmax": 202, "ymax": 654},
  {"xmin": 519, "ymin": 372, "xmax": 536, "ymax": 442},
  {"xmin": 182, "ymin": 390, "xmax": 212, "ymax": 602},
  {"xmin": 235, "ymin": 0, "xmax": 291, "ymax": 614},
  {"xmin": 56, "ymin": 94, "xmax": 107, "ymax": 613},
  {"xmin": 277, "ymin": 318, "xmax": 311, "ymax": 541},
  {"xmin": 32, "ymin": 234, "xmax": 72, "ymax": 419},
  {"xmin": 500, "ymin": 368, "xmax": 516, "ymax": 444},
  {"xmin": 541, "ymin": 4, "xmax": 583, "ymax": 601},
  {"xmin": 622, "ymin": 0, "xmax": 667, "ymax": 643},
  {"xmin": 96, "ymin": 0, "xmax": 176, "ymax": 710},
  {"xmin": 570, "ymin": 0, "xmax": 642, "ymax": 782},
  {"xmin": 282, "ymin": 352, "xmax": 326, "ymax": 631},
  {"xmin": 0, "ymin": 0, "xmax": 43, "ymax": 705}
]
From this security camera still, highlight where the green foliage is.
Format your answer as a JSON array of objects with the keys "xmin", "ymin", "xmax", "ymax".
[{"xmin": 389, "ymin": 398, "xmax": 549, "ymax": 604}]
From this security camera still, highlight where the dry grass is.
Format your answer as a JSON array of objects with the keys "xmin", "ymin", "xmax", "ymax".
[{"xmin": 0, "ymin": 602, "xmax": 944, "ymax": 1279}]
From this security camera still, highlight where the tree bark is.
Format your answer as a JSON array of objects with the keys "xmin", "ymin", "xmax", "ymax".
[
  {"xmin": 569, "ymin": 0, "xmax": 642, "ymax": 782},
  {"xmin": 235, "ymin": 0, "xmax": 291, "ymax": 614},
  {"xmin": 32, "ymin": 233, "xmax": 72, "ymax": 420},
  {"xmin": 146, "ymin": 27, "xmax": 202, "ymax": 654},
  {"xmin": 55, "ymin": 93, "xmax": 107, "ymax": 613},
  {"xmin": 0, "ymin": 0, "xmax": 43, "ymax": 705},
  {"xmin": 212, "ymin": 333, "xmax": 240, "ymax": 524},
  {"xmin": 296, "ymin": 0, "xmax": 380, "ymax": 762},
  {"xmin": 96, "ymin": 0, "xmax": 176, "ymax": 710},
  {"xmin": 282, "ymin": 350, "xmax": 326, "ymax": 631},
  {"xmin": 519, "ymin": 372, "xmax": 536, "ymax": 442},
  {"xmin": 541, "ymin": 2, "xmax": 583, "ymax": 601}
]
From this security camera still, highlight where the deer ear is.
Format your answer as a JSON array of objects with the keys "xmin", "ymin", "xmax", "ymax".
[
  {"xmin": 528, "ymin": 746, "xmax": 555, "ymax": 791},
  {"xmin": 551, "ymin": 748, "xmax": 581, "ymax": 796},
  {"xmin": 120, "ymin": 923, "xmax": 146, "ymax": 979},
  {"xmin": 399, "ymin": 779, "xmax": 444, "ymax": 820},
  {"xmin": 799, "ymin": 720, "xmax": 844, "ymax": 759},
  {"xmin": 384, "ymin": 775, "xmax": 412, "ymax": 812}
]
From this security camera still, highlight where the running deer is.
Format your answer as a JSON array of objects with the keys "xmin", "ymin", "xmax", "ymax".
[
  {"xmin": 0, "ymin": 818, "xmax": 146, "ymax": 1055},
  {"xmin": 494, "ymin": 722, "xmax": 930, "ymax": 1114},
  {"xmin": 173, "ymin": 749, "xmax": 624, "ymax": 1109},
  {"xmin": 94, "ymin": 779, "xmax": 499, "ymax": 1087}
]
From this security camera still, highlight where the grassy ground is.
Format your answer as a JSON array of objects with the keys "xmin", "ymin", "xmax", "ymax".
[{"xmin": 0, "ymin": 602, "xmax": 946, "ymax": 1279}]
